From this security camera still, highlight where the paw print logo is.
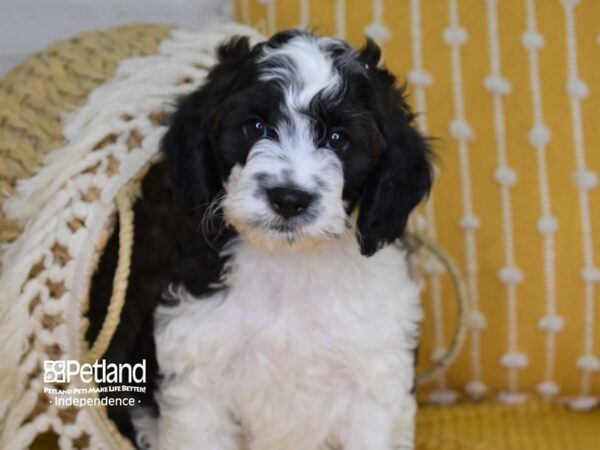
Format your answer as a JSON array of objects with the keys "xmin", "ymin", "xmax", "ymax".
[{"xmin": 44, "ymin": 360, "xmax": 66, "ymax": 383}]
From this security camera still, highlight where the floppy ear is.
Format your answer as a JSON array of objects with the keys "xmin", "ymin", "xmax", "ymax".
[
  {"xmin": 162, "ymin": 36, "xmax": 253, "ymax": 214},
  {"xmin": 356, "ymin": 39, "xmax": 433, "ymax": 256}
]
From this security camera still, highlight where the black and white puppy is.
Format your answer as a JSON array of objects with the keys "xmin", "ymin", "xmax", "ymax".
[{"xmin": 142, "ymin": 29, "xmax": 433, "ymax": 450}]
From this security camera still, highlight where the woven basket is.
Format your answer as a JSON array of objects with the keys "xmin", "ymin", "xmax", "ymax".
[
  {"xmin": 0, "ymin": 24, "xmax": 172, "ymax": 450},
  {"xmin": 0, "ymin": 25, "xmax": 175, "ymax": 247},
  {"xmin": 0, "ymin": 22, "xmax": 470, "ymax": 450}
]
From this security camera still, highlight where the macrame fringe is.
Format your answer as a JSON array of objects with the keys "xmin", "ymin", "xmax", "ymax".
[{"xmin": 0, "ymin": 22, "xmax": 263, "ymax": 449}]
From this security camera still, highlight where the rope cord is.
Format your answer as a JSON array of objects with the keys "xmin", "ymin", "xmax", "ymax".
[
  {"xmin": 85, "ymin": 185, "xmax": 137, "ymax": 364},
  {"xmin": 411, "ymin": 232, "xmax": 470, "ymax": 386}
]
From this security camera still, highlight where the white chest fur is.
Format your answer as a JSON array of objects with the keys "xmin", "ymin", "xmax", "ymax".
[{"xmin": 153, "ymin": 236, "xmax": 422, "ymax": 450}]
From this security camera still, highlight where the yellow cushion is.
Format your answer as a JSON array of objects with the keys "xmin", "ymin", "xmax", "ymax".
[
  {"xmin": 235, "ymin": 0, "xmax": 600, "ymax": 404},
  {"xmin": 416, "ymin": 400, "xmax": 600, "ymax": 450}
]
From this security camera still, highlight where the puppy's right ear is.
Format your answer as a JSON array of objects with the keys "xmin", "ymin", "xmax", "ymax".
[{"xmin": 162, "ymin": 36, "xmax": 252, "ymax": 214}]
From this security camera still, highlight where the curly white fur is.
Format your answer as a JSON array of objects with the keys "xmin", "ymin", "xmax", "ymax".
[{"xmin": 142, "ymin": 232, "xmax": 421, "ymax": 450}]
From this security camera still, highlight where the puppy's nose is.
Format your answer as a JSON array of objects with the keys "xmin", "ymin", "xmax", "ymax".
[{"xmin": 267, "ymin": 187, "xmax": 314, "ymax": 219}]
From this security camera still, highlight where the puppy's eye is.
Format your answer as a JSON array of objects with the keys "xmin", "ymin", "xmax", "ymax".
[
  {"xmin": 244, "ymin": 120, "xmax": 268, "ymax": 140},
  {"xmin": 326, "ymin": 130, "xmax": 349, "ymax": 152}
]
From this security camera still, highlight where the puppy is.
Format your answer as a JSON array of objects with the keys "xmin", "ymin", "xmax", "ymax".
[{"xmin": 142, "ymin": 29, "xmax": 432, "ymax": 450}]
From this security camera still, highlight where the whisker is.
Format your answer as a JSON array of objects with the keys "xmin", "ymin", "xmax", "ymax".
[{"xmin": 198, "ymin": 190, "xmax": 227, "ymax": 250}]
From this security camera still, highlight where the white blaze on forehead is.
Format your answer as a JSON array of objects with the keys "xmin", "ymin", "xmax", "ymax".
[
  {"xmin": 222, "ymin": 35, "xmax": 350, "ymax": 247},
  {"xmin": 259, "ymin": 35, "xmax": 342, "ymax": 109}
]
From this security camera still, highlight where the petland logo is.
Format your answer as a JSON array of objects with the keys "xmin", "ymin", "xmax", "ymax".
[
  {"xmin": 44, "ymin": 360, "xmax": 147, "ymax": 407},
  {"xmin": 44, "ymin": 359, "xmax": 146, "ymax": 384}
]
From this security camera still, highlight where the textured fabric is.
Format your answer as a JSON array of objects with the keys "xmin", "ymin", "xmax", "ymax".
[
  {"xmin": 236, "ymin": 0, "xmax": 600, "ymax": 406},
  {"xmin": 416, "ymin": 400, "xmax": 600, "ymax": 450},
  {"xmin": 0, "ymin": 25, "xmax": 171, "ymax": 246}
]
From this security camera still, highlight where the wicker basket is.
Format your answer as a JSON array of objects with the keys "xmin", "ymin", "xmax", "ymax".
[{"xmin": 0, "ymin": 24, "xmax": 170, "ymax": 450}]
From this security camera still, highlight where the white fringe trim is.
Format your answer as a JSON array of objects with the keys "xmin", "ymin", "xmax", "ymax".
[{"xmin": 0, "ymin": 22, "xmax": 264, "ymax": 450}]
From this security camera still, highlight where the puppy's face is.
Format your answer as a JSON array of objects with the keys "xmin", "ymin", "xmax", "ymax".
[{"xmin": 164, "ymin": 30, "xmax": 432, "ymax": 255}]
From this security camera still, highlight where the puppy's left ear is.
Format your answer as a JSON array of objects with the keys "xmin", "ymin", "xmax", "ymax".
[
  {"xmin": 357, "ymin": 41, "xmax": 433, "ymax": 256},
  {"xmin": 162, "ymin": 36, "xmax": 253, "ymax": 214}
]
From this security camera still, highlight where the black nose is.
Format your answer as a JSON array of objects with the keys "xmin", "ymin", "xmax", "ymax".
[{"xmin": 267, "ymin": 187, "xmax": 314, "ymax": 219}]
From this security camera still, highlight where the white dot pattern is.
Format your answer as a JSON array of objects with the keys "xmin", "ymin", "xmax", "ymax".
[
  {"xmin": 445, "ymin": 0, "xmax": 487, "ymax": 400},
  {"xmin": 410, "ymin": 0, "xmax": 457, "ymax": 404},
  {"xmin": 559, "ymin": 0, "xmax": 599, "ymax": 411}
]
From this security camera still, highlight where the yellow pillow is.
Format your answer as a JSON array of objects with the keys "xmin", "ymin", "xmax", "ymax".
[{"xmin": 234, "ymin": 0, "xmax": 600, "ymax": 408}]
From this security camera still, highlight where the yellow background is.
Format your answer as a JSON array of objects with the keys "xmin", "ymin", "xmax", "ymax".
[{"xmin": 235, "ymin": 0, "xmax": 600, "ymax": 401}]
